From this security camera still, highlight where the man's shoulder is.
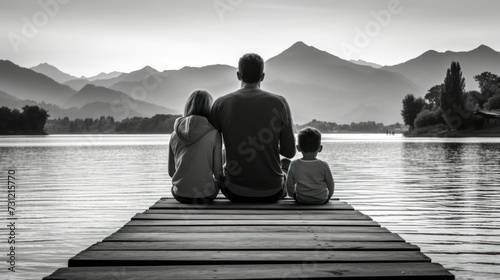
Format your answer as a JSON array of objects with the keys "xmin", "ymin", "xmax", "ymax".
[
  {"xmin": 213, "ymin": 90, "xmax": 239, "ymax": 105},
  {"xmin": 215, "ymin": 88, "xmax": 286, "ymax": 103},
  {"xmin": 259, "ymin": 88, "xmax": 287, "ymax": 101}
]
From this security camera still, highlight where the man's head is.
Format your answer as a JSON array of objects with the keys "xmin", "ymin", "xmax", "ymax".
[
  {"xmin": 237, "ymin": 53, "xmax": 265, "ymax": 84},
  {"xmin": 297, "ymin": 127, "xmax": 323, "ymax": 155}
]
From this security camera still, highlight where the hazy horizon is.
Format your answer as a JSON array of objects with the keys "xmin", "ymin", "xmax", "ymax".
[
  {"xmin": 4, "ymin": 42, "xmax": 497, "ymax": 79},
  {"xmin": 2, "ymin": 0, "xmax": 500, "ymax": 77}
]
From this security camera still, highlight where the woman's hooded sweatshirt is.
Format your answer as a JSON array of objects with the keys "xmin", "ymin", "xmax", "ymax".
[{"xmin": 168, "ymin": 115, "xmax": 223, "ymax": 198}]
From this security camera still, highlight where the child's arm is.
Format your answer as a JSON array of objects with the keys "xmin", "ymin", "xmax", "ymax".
[
  {"xmin": 168, "ymin": 142, "xmax": 176, "ymax": 178},
  {"xmin": 285, "ymin": 163, "xmax": 296, "ymax": 198},
  {"xmin": 324, "ymin": 162, "xmax": 335, "ymax": 199},
  {"xmin": 213, "ymin": 132, "xmax": 224, "ymax": 181}
]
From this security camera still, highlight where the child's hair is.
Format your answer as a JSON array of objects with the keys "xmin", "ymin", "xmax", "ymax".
[
  {"xmin": 298, "ymin": 127, "xmax": 322, "ymax": 153},
  {"xmin": 184, "ymin": 90, "xmax": 213, "ymax": 118}
]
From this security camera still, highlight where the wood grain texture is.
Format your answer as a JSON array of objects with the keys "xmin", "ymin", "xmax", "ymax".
[
  {"xmin": 45, "ymin": 262, "xmax": 455, "ymax": 280},
  {"xmin": 87, "ymin": 241, "xmax": 420, "ymax": 251}
]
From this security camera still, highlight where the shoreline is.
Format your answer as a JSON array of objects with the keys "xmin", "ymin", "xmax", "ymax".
[{"xmin": 404, "ymin": 124, "xmax": 500, "ymax": 138}]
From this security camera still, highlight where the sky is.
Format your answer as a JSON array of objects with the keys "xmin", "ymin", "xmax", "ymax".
[{"xmin": 1, "ymin": 0, "xmax": 499, "ymax": 77}]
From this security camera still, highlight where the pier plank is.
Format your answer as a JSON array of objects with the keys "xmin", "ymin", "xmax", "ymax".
[
  {"xmin": 45, "ymin": 262, "xmax": 455, "ymax": 280},
  {"xmin": 151, "ymin": 200, "xmax": 353, "ymax": 210},
  {"xmin": 115, "ymin": 225, "xmax": 391, "ymax": 233},
  {"xmin": 104, "ymin": 232, "xmax": 404, "ymax": 242},
  {"xmin": 124, "ymin": 219, "xmax": 380, "ymax": 226},
  {"xmin": 103, "ymin": 232, "xmax": 405, "ymax": 242},
  {"xmin": 68, "ymin": 250, "xmax": 431, "ymax": 267},
  {"xmin": 87, "ymin": 241, "xmax": 420, "ymax": 251},
  {"xmin": 133, "ymin": 212, "xmax": 371, "ymax": 220},
  {"xmin": 144, "ymin": 209, "xmax": 351, "ymax": 214}
]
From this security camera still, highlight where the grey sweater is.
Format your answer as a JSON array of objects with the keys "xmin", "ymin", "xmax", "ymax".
[{"xmin": 168, "ymin": 115, "xmax": 223, "ymax": 198}]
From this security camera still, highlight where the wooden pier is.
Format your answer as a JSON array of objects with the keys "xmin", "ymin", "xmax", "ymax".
[{"xmin": 45, "ymin": 197, "xmax": 454, "ymax": 279}]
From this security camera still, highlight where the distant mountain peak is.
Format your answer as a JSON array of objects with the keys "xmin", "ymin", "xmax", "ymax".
[
  {"xmin": 423, "ymin": 49, "xmax": 438, "ymax": 55},
  {"xmin": 472, "ymin": 44, "xmax": 496, "ymax": 53},
  {"xmin": 282, "ymin": 41, "xmax": 315, "ymax": 54},
  {"xmin": 140, "ymin": 65, "xmax": 158, "ymax": 73},
  {"xmin": 273, "ymin": 41, "xmax": 338, "ymax": 62},
  {"xmin": 30, "ymin": 62, "xmax": 77, "ymax": 83},
  {"xmin": 79, "ymin": 83, "xmax": 98, "ymax": 91},
  {"xmin": 33, "ymin": 62, "xmax": 57, "ymax": 69},
  {"xmin": 267, "ymin": 41, "xmax": 354, "ymax": 70},
  {"xmin": 290, "ymin": 41, "xmax": 308, "ymax": 48}
]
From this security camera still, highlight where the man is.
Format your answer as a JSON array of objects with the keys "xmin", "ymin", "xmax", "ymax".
[{"xmin": 210, "ymin": 53, "xmax": 296, "ymax": 202}]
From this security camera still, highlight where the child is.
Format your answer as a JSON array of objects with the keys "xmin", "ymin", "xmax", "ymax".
[
  {"xmin": 168, "ymin": 90, "xmax": 223, "ymax": 204},
  {"xmin": 286, "ymin": 127, "xmax": 334, "ymax": 204}
]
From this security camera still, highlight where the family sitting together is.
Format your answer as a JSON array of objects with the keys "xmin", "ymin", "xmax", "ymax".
[{"xmin": 168, "ymin": 53, "xmax": 334, "ymax": 205}]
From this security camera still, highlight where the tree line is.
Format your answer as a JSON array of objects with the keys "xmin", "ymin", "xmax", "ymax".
[
  {"xmin": 296, "ymin": 119, "xmax": 402, "ymax": 133},
  {"xmin": 0, "ymin": 105, "xmax": 49, "ymax": 135},
  {"xmin": 401, "ymin": 61, "xmax": 500, "ymax": 134},
  {"xmin": 2, "ymin": 106, "xmax": 403, "ymax": 135},
  {"xmin": 45, "ymin": 114, "xmax": 180, "ymax": 134}
]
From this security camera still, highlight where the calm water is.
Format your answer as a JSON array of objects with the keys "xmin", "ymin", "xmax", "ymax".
[{"xmin": 0, "ymin": 134, "xmax": 499, "ymax": 280}]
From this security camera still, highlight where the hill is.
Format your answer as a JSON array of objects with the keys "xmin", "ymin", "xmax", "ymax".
[
  {"xmin": 0, "ymin": 60, "xmax": 75, "ymax": 106},
  {"xmin": 383, "ymin": 45, "xmax": 500, "ymax": 91},
  {"xmin": 30, "ymin": 63, "xmax": 78, "ymax": 83},
  {"xmin": 65, "ymin": 84, "xmax": 177, "ymax": 119}
]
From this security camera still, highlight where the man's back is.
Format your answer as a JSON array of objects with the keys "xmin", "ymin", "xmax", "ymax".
[{"xmin": 210, "ymin": 87, "xmax": 295, "ymax": 197}]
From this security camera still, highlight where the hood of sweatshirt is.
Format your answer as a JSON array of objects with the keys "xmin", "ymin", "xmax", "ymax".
[{"xmin": 173, "ymin": 115, "xmax": 214, "ymax": 146}]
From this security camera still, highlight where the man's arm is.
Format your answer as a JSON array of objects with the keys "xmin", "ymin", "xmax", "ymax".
[
  {"xmin": 279, "ymin": 97, "xmax": 296, "ymax": 158},
  {"xmin": 213, "ymin": 132, "xmax": 224, "ymax": 181},
  {"xmin": 324, "ymin": 162, "xmax": 335, "ymax": 199},
  {"xmin": 209, "ymin": 100, "xmax": 221, "ymax": 132},
  {"xmin": 168, "ymin": 143, "xmax": 176, "ymax": 178},
  {"xmin": 285, "ymin": 163, "xmax": 296, "ymax": 198}
]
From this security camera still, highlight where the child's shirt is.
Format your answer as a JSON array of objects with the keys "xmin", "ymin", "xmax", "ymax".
[{"xmin": 286, "ymin": 159, "xmax": 334, "ymax": 204}]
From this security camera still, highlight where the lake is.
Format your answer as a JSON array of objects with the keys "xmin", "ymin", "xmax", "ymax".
[{"xmin": 0, "ymin": 134, "xmax": 499, "ymax": 280}]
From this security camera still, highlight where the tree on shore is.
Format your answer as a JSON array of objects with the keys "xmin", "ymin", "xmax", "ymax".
[
  {"xmin": 0, "ymin": 105, "xmax": 49, "ymax": 135},
  {"xmin": 474, "ymin": 72, "xmax": 500, "ymax": 99},
  {"xmin": 484, "ymin": 94, "xmax": 500, "ymax": 110},
  {"xmin": 424, "ymin": 84, "xmax": 443, "ymax": 108},
  {"xmin": 441, "ymin": 61, "xmax": 467, "ymax": 129},
  {"xmin": 474, "ymin": 72, "xmax": 500, "ymax": 110},
  {"xmin": 401, "ymin": 94, "xmax": 426, "ymax": 131}
]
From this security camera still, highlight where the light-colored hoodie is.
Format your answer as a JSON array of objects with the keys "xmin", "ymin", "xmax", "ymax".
[{"xmin": 168, "ymin": 115, "xmax": 223, "ymax": 198}]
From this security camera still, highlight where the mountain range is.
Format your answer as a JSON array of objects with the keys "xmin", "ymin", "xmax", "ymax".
[
  {"xmin": 2, "ymin": 42, "xmax": 500, "ymax": 124},
  {"xmin": 383, "ymin": 44, "xmax": 500, "ymax": 91}
]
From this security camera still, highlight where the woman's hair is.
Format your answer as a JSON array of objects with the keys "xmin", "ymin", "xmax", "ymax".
[{"xmin": 184, "ymin": 90, "xmax": 213, "ymax": 118}]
